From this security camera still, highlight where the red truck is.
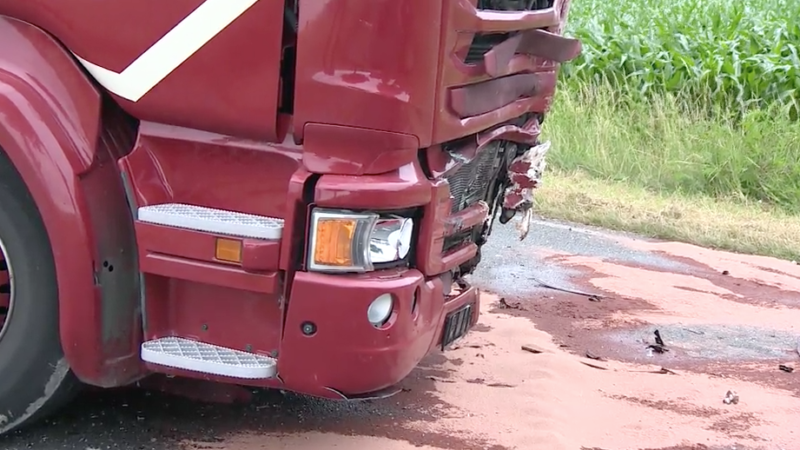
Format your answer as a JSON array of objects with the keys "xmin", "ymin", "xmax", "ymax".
[{"xmin": 0, "ymin": 0, "xmax": 578, "ymax": 434}]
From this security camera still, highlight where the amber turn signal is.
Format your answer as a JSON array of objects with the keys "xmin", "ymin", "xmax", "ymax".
[
  {"xmin": 215, "ymin": 237, "xmax": 242, "ymax": 263},
  {"xmin": 308, "ymin": 209, "xmax": 379, "ymax": 272},
  {"xmin": 312, "ymin": 217, "xmax": 358, "ymax": 267}
]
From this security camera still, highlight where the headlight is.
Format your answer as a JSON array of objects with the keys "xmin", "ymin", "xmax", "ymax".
[{"xmin": 308, "ymin": 208, "xmax": 414, "ymax": 272}]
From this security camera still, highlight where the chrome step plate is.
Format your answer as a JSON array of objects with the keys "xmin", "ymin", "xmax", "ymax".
[
  {"xmin": 141, "ymin": 337, "xmax": 277, "ymax": 379},
  {"xmin": 137, "ymin": 203, "xmax": 284, "ymax": 240}
]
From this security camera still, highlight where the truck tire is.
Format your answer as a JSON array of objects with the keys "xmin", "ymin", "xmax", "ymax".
[{"xmin": 0, "ymin": 151, "xmax": 79, "ymax": 435}]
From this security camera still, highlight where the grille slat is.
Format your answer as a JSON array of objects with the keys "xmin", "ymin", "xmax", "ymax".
[
  {"xmin": 476, "ymin": 0, "xmax": 553, "ymax": 10},
  {"xmin": 466, "ymin": 0, "xmax": 557, "ymax": 65},
  {"xmin": 441, "ymin": 303, "xmax": 474, "ymax": 349}
]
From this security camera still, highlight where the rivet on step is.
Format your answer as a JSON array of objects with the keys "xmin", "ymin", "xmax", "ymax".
[
  {"xmin": 201, "ymin": 324, "xmax": 208, "ymax": 331},
  {"xmin": 245, "ymin": 344, "xmax": 253, "ymax": 352}
]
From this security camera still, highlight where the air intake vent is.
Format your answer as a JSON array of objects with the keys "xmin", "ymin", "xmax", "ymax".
[{"xmin": 476, "ymin": 0, "xmax": 554, "ymax": 11}]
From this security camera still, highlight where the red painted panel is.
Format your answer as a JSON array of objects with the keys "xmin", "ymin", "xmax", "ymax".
[
  {"xmin": 136, "ymin": 222, "xmax": 281, "ymax": 272},
  {"xmin": 294, "ymin": 0, "xmax": 443, "ymax": 145},
  {"xmin": 121, "ymin": 122, "xmax": 302, "ymax": 218},
  {"xmin": 2, "ymin": 0, "xmax": 285, "ymax": 141},
  {"xmin": 143, "ymin": 276, "xmax": 283, "ymax": 357}
]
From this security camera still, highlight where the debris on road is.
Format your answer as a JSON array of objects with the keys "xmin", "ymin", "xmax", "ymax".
[
  {"xmin": 528, "ymin": 275, "xmax": 605, "ymax": 299},
  {"xmin": 521, "ymin": 344, "xmax": 547, "ymax": 354},
  {"xmin": 779, "ymin": 364, "xmax": 794, "ymax": 373},
  {"xmin": 580, "ymin": 360, "xmax": 609, "ymax": 370},
  {"xmin": 619, "ymin": 366, "xmax": 679, "ymax": 375},
  {"xmin": 649, "ymin": 367, "xmax": 678, "ymax": 375},
  {"xmin": 646, "ymin": 343, "xmax": 668, "ymax": 354},
  {"xmin": 452, "ymin": 343, "xmax": 488, "ymax": 350},
  {"xmin": 654, "ymin": 330, "xmax": 665, "ymax": 347},
  {"xmin": 466, "ymin": 378, "xmax": 516, "ymax": 388},
  {"xmin": 487, "ymin": 382, "xmax": 516, "ymax": 388},
  {"xmin": 498, "ymin": 297, "xmax": 525, "ymax": 310},
  {"xmin": 426, "ymin": 376, "xmax": 455, "ymax": 383},
  {"xmin": 723, "ymin": 390, "xmax": 740, "ymax": 405},
  {"xmin": 585, "ymin": 350, "xmax": 604, "ymax": 361},
  {"xmin": 646, "ymin": 329, "xmax": 669, "ymax": 354},
  {"xmin": 722, "ymin": 270, "xmax": 730, "ymax": 275}
]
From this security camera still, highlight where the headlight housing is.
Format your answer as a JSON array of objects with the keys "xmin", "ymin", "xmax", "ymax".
[{"xmin": 307, "ymin": 208, "xmax": 414, "ymax": 273}]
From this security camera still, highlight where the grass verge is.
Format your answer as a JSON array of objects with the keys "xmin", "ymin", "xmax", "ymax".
[
  {"xmin": 543, "ymin": 84, "xmax": 800, "ymax": 212},
  {"xmin": 548, "ymin": 0, "xmax": 800, "ymax": 245},
  {"xmin": 536, "ymin": 170, "xmax": 800, "ymax": 261},
  {"xmin": 536, "ymin": 171, "xmax": 800, "ymax": 261},
  {"xmin": 537, "ymin": 85, "xmax": 800, "ymax": 261}
]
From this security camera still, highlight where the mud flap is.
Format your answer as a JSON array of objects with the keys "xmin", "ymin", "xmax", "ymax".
[{"xmin": 500, "ymin": 140, "xmax": 551, "ymax": 240}]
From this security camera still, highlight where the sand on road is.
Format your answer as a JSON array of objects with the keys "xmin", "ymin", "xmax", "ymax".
[
  {"xmin": 4, "ymin": 220, "xmax": 799, "ymax": 450},
  {"xmin": 178, "ymin": 221, "xmax": 800, "ymax": 450}
]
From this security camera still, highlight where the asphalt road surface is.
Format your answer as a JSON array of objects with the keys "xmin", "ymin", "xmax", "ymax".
[{"xmin": 3, "ymin": 217, "xmax": 799, "ymax": 450}]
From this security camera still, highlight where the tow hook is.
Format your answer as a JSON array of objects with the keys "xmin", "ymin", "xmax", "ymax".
[{"xmin": 500, "ymin": 140, "xmax": 551, "ymax": 240}]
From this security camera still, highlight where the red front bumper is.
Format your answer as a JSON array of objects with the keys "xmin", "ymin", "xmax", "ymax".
[{"xmin": 277, "ymin": 269, "xmax": 479, "ymax": 398}]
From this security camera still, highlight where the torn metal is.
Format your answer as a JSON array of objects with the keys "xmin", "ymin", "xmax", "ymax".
[{"xmin": 500, "ymin": 140, "xmax": 550, "ymax": 240}]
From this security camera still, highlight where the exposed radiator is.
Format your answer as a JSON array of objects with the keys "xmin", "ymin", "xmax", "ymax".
[{"xmin": 445, "ymin": 142, "xmax": 504, "ymax": 214}]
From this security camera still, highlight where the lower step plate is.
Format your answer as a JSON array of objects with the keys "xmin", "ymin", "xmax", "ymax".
[{"xmin": 141, "ymin": 337, "xmax": 277, "ymax": 379}]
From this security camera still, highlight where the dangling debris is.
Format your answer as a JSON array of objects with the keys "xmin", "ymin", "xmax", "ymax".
[
  {"xmin": 723, "ymin": 390, "xmax": 739, "ymax": 405},
  {"xmin": 646, "ymin": 329, "xmax": 669, "ymax": 354},
  {"xmin": 501, "ymin": 141, "xmax": 551, "ymax": 241}
]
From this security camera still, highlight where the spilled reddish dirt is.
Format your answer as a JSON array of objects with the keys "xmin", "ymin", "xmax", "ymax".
[{"xmin": 179, "ymin": 234, "xmax": 800, "ymax": 450}]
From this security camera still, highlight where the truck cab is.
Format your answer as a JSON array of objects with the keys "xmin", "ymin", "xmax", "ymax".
[{"xmin": 0, "ymin": 0, "xmax": 578, "ymax": 433}]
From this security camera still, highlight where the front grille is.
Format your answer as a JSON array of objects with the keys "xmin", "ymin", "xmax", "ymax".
[
  {"xmin": 441, "ymin": 303, "xmax": 475, "ymax": 349},
  {"xmin": 466, "ymin": 0, "xmax": 557, "ymax": 64},
  {"xmin": 443, "ymin": 229, "xmax": 473, "ymax": 253},
  {"xmin": 465, "ymin": 33, "xmax": 509, "ymax": 64},
  {"xmin": 477, "ymin": 0, "xmax": 553, "ymax": 10},
  {"xmin": 445, "ymin": 143, "xmax": 503, "ymax": 214}
]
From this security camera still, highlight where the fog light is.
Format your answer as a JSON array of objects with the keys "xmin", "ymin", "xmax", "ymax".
[{"xmin": 367, "ymin": 293, "xmax": 393, "ymax": 327}]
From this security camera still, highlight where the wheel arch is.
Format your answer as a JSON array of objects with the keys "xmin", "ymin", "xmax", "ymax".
[{"xmin": 0, "ymin": 16, "xmax": 144, "ymax": 387}]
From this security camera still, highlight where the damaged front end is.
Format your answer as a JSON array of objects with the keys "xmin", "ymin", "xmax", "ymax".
[
  {"xmin": 420, "ymin": 0, "xmax": 580, "ymax": 278},
  {"xmin": 501, "ymin": 139, "xmax": 550, "ymax": 240}
]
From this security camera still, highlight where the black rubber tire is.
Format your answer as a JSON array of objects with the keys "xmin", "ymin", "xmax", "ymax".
[{"xmin": 0, "ymin": 151, "xmax": 79, "ymax": 435}]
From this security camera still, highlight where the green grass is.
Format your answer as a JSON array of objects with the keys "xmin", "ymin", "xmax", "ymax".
[
  {"xmin": 533, "ymin": 0, "xmax": 800, "ymax": 257},
  {"xmin": 543, "ymin": 84, "xmax": 800, "ymax": 213}
]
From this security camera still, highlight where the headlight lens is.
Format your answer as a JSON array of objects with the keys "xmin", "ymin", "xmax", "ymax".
[{"xmin": 308, "ymin": 209, "xmax": 414, "ymax": 272}]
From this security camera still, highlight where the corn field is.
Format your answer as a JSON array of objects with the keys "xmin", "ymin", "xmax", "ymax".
[
  {"xmin": 562, "ymin": 0, "xmax": 800, "ymax": 114},
  {"xmin": 546, "ymin": 0, "xmax": 800, "ymax": 213}
]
